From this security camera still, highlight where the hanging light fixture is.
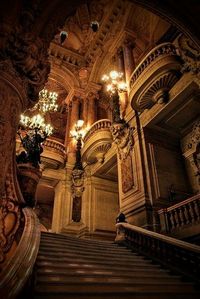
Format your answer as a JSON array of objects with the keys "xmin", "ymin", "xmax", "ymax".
[
  {"xmin": 102, "ymin": 71, "xmax": 127, "ymax": 94},
  {"xmin": 16, "ymin": 87, "xmax": 58, "ymax": 168},
  {"xmin": 32, "ymin": 88, "xmax": 58, "ymax": 114}
]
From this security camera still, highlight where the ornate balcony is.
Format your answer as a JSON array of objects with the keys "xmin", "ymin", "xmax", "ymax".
[
  {"xmin": 129, "ymin": 43, "xmax": 182, "ymax": 111},
  {"xmin": 41, "ymin": 138, "xmax": 66, "ymax": 169},
  {"xmin": 82, "ymin": 119, "xmax": 112, "ymax": 164}
]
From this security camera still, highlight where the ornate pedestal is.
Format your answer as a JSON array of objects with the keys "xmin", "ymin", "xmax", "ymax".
[{"xmin": 17, "ymin": 163, "xmax": 42, "ymax": 207}]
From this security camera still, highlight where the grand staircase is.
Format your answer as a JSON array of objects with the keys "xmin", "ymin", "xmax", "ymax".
[{"xmin": 31, "ymin": 232, "xmax": 199, "ymax": 299}]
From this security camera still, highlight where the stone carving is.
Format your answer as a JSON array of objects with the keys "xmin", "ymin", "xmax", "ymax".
[
  {"xmin": 191, "ymin": 120, "xmax": 200, "ymax": 185},
  {"xmin": 191, "ymin": 119, "xmax": 200, "ymax": 145},
  {"xmin": 71, "ymin": 169, "xmax": 85, "ymax": 198},
  {"xmin": 137, "ymin": 71, "xmax": 180, "ymax": 109},
  {"xmin": 178, "ymin": 34, "xmax": 200, "ymax": 75},
  {"xmin": 0, "ymin": 199, "xmax": 21, "ymax": 263},
  {"xmin": 6, "ymin": 30, "xmax": 50, "ymax": 102},
  {"xmin": 121, "ymin": 153, "xmax": 134, "ymax": 193},
  {"xmin": 110, "ymin": 122, "xmax": 134, "ymax": 160}
]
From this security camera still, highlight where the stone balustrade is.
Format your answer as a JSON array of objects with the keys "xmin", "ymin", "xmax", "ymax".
[
  {"xmin": 129, "ymin": 42, "xmax": 181, "ymax": 110},
  {"xmin": 158, "ymin": 194, "xmax": 200, "ymax": 234},
  {"xmin": 83, "ymin": 119, "xmax": 111, "ymax": 143},
  {"xmin": 130, "ymin": 43, "xmax": 178, "ymax": 87},
  {"xmin": 115, "ymin": 222, "xmax": 200, "ymax": 284},
  {"xmin": 42, "ymin": 138, "xmax": 66, "ymax": 169},
  {"xmin": 43, "ymin": 138, "xmax": 65, "ymax": 156},
  {"xmin": 82, "ymin": 119, "xmax": 112, "ymax": 165}
]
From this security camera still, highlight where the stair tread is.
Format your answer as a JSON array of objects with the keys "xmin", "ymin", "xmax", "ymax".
[
  {"xmin": 35, "ymin": 284, "xmax": 198, "ymax": 294},
  {"xmin": 32, "ymin": 233, "xmax": 199, "ymax": 299}
]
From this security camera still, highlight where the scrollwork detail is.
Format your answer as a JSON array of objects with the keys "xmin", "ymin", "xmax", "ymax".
[
  {"xmin": 110, "ymin": 122, "xmax": 134, "ymax": 160},
  {"xmin": 178, "ymin": 34, "xmax": 200, "ymax": 75}
]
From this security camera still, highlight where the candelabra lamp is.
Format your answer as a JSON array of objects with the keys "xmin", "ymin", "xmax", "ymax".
[
  {"xmin": 102, "ymin": 70, "xmax": 127, "ymax": 124},
  {"xmin": 17, "ymin": 114, "xmax": 53, "ymax": 168},
  {"xmin": 70, "ymin": 120, "xmax": 85, "ymax": 222}
]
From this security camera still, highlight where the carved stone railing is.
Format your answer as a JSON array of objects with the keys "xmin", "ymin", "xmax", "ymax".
[
  {"xmin": 157, "ymin": 194, "xmax": 200, "ymax": 234},
  {"xmin": 82, "ymin": 119, "xmax": 112, "ymax": 165},
  {"xmin": 0, "ymin": 208, "xmax": 40, "ymax": 299},
  {"xmin": 129, "ymin": 42, "xmax": 182, "ymax": 110},
  {"xmin": 83, "ymin": 119, "xmax": 111, "ymax": 143},
  {"xmin": 41, "ymin": 138, "xmax": 66, "ymax": 169},
  {"xmin": 115, "ymin": 222, "xmax": 200, "ymax": 284}
]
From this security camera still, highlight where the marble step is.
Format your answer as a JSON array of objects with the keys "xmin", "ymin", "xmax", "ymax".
[
  {"xmin": 36, "ymin": 274, "xmax": 183, "ymax": 284},
  {"xmin": 36, "ymin": 255, "xmax": 159, "ymax": 268},
  {"xmin": 39, "ymin": 244, "xmax": 130, "ymax": 257},
  {"xmin": 37, "ymin": 268, "xmax": 175, "ymax": 278},
  {"xmin": 36, "ymin": 260, "xmax": 169, "ymax": 273},
  {"xmin": 37, "ymin": 250, "xmax": 147, "ymax": 262},
  {"xmin": 34, "ymin": 283, "xmax": 198, "ymax": 296}
]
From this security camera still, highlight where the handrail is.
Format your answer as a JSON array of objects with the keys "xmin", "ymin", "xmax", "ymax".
[
  {"xmin": 116, "ymin": 222, "xmax": 200, "ymax": 283},
  {"xmin": 0, "ymin": 208, "xmax": 40, "ymax": 299},
  {"xmin": 130, "ymin": 43, "xmax": 178, "ymax": 87},
  {"xmin": 83, "ymin": 119, "xmax": 111, "ymax": 143}
]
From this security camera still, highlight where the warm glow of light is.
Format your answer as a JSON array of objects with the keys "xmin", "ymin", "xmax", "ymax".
[
  {"xmin": 102, "ymin": 70, "xmax": 127, "ymax": 95},
  {"xmin": 19, "ymin": 113, "xmax": 53, "ymax": 137},
  {"xmin": 32, "ymin": 88, "xmax": 58, "ymax": 114},
  {"xmin": 76, "ymin": 119, "xmax": 84, "ymax": 129},
  {"xmin": 110, "ymin": 70, "xmax": 118, "ymax": 80},
  {"xmin": 101, "ymin": 74, "xmax": 109, "ymax": 82},
  {"xmin": 118, "ymin": 81, "xmax": 127, "ymax": 91}
]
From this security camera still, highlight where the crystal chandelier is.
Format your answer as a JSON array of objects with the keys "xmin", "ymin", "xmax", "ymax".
[
  {"xmin": 19, "ymin": 114, "xmax": 53, "ymax": 136},
  {"xmin": 17, "ymin": 87, "xmax": 59, "ymax": 168},
  {"xmin": 33, "ymin": 88, "xmax": 58, "ymax": 114}
]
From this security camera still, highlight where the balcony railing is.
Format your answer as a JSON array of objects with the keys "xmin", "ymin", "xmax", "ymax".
[
  {"xmin": 42, "ymin": 138, "xmax": 66, "ymax": 169},
  {"xmin": 157, "ymin": 194, "xmax": 200, "ymax": 233},
  {"xmin": 43, "ymin": 138, "xmax": 66, "ymax": 157},
  {"xmin": 82, "ymin": 119, "xmax": 112, "ymax": 165},
  {"xmin": 83, "ymin": 119, "xmax": 111, "ymax": 143},
  {"xmin": 130, "ymin": 43, "xmax": 178, "ymax": 88}
]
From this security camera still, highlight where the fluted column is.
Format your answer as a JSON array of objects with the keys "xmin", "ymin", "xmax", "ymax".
[
  {"xmin": 87, "ymin": 92, "xmax": 97, "ymax": 127},
  {"xmin": 123, "ymin": 37, "xmax": 135, "ymax": 87}
]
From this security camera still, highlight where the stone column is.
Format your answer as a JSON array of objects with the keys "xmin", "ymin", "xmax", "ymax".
[
  {"xmin": 123, "ymin": 37, "xmax": 135, "ymax": 86},
  {"xmin": 82, "ymin": 97, "xmax": 88, "ymax": 127},
  {"xmin": 117, "ymin": 47, "xmax": 128, "ymax": 117},
  {"xmin": 87, "ymin": 92, "xmax": 97, "ymax": 127},
  {"xmin": 51, "ymin": 180, "xmax": 66, "ymax": 233}
]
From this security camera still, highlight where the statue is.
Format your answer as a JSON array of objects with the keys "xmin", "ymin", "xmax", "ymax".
[{"xmin": 16, "ymin": 127, "xmax": 47, "ymax": 168}]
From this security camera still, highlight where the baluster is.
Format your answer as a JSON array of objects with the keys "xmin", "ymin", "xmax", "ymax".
[
  {"xmin": 173, "ymin": 209, "xmax": 179, "ymax": 228},
  {"xmin": 188, "ymin": 202, "xmax": 196, "ymax": 224},
  {"xmin": 178, "ymin": 207, "xmax": 186, "ymax": 226},
  {"xmin": 169, "ymin": 211, "xmax": 175, "ymax": 230},
  {"xmin": 183, "ymin": 204, "xmax": 191, "ymax": 224},
  {"xmin": 193, "ymin": 199, "xmax": 200, "ymax": 221}
]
